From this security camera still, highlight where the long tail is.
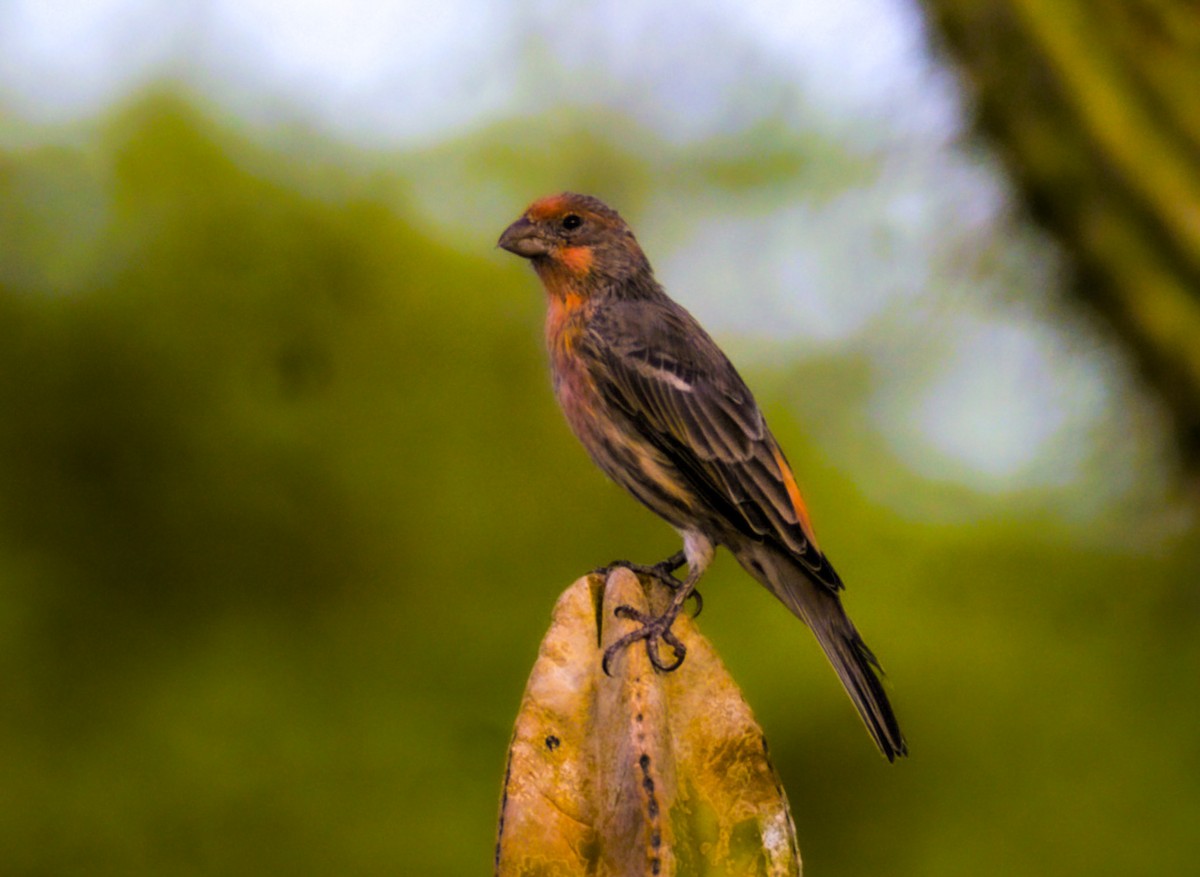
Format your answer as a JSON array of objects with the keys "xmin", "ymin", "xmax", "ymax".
[{"xmin": 734, "ymin": 540, "xmax": 907, "ymax": 761}]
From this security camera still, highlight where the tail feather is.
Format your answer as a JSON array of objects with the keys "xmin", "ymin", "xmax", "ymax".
[{"xmin": 735, "ymin": 541, "xmax": 907, "ymax": 761}]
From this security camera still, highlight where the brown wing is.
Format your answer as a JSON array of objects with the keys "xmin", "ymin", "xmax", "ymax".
[{"xmin": 583, "ymin": 298, "xmax": 842, "ymax": 591}]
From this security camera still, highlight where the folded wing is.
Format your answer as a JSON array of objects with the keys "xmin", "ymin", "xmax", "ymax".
[{"xmin": 584, "ymin": 299, "xmax": 842, "ymax": 591}]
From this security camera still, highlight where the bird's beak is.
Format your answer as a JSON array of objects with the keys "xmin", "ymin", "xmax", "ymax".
[{"xmin": 497, "ymin": 216, "xmax": 550, "ymax": 258}]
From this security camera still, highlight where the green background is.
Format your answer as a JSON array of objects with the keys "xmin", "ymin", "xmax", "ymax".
[{"xmin": 1, "ymin": 93, "xmax": 1197, "ymax": 876}]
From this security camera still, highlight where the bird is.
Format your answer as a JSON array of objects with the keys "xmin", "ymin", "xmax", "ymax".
[{"xmin": 498, "ymin": 192, "xmax": 906, "ymax": 761}]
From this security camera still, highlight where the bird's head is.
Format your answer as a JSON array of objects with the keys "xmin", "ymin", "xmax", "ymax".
[{"xmin": 498, "ymin": 193, "xmax": 652, "ymax": 291}]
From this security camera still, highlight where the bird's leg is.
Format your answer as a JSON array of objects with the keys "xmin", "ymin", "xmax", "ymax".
[
  {"xmin": 601, "ymin": 564, "xmax": 702, "ymax": 676},
  {"xmin": 593, "ymin": 550, "xmax": 702, "ymax": 617}
]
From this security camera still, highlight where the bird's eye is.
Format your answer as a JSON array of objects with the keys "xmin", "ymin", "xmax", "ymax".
[{"xmin": 561, "ymin": 213, "xmax": 583, "ymax": 231}]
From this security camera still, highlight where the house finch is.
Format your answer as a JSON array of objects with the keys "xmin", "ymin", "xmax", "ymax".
[{"xmin": 498, "ymin": 193, "xmax": 906, "ymax": 761}]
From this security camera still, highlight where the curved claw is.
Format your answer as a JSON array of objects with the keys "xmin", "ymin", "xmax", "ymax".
[
  {"xmin": 613, "ymin": 604, "xmax": 643, "ymax": 622},
  {"xmin": 601, "ymin": 633, "xmax": 637, "ymax": 677},
  {"xmin": 601, "ymin": 607, "xmax": 687, "ymax": 676},
  {"xmin": 648, "ymin": 629, "xmax": 686, "ymax": 672},
  {"xmin": 601, "ymin": 648, "xmax": 617, "ymax": 677},
  {"xmin": 648, "ymin": 633, "xmax": 686, "ymax": 671},
  {"xmin": 687, "ymin": 588, "xmax": 703, "ymax": 618},
  {"xmin": 602, "ymin": 609, "xmax": 638, "ymax": 676}
]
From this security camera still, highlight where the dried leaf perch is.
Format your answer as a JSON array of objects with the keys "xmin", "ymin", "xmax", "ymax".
[{"xmin": 495, "ymin": 567, "xmax": 801, "ymax": 876}]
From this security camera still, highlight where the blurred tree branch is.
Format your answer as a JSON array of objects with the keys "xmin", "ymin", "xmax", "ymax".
[{"xmin": 922, "ymin": 0, "xmax": 1200, "ymax": 472}]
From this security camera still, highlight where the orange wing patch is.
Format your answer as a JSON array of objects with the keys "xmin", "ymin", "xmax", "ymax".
[{"xmin": 771, "ymin": 445, "xmax": 820, "ymax": 550}]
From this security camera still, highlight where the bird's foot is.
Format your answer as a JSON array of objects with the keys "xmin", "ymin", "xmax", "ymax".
[
  {"xmin": 601, "ymin": 604, "xmax": 688, "ymax": 676},
  {"xmin": 593, "ymin": 550, "xmax": 702, "ymax": 617},
  {"xmin": 593, "ymin": 549, "xmax": 684, "ymax": 583}
]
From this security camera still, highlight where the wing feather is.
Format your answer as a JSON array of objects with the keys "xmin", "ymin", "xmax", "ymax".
[{"xmin": 584, "ymin": 299, "xmax": 841, "ymax": 590}]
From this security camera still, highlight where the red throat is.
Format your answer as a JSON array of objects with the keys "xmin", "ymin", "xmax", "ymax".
[
  {"xmin": 533, "ymin": 244, "xmax": 594, "ymax": 302},
  {"xmin": 545, "ymin": 290, "xmax": 586, "ymax": 353},
  {"xmin": 557, "ymin": 245, "xmax": 593, "ymax": 275}
]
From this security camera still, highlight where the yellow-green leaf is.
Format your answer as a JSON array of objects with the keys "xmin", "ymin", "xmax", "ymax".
[{"xmin": 496, "ymin": 568, "xmax": 801, "ymax": 877}]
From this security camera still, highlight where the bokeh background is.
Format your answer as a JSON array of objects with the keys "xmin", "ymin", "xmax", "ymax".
[{"xmin": 2, "ymin": 1, "xmax": 1198, "ymax": 875}]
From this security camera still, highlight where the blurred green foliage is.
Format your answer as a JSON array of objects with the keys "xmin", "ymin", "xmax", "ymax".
[{"xmin": 0, "ymin": 94, "xmax": 1198, "ymax": 876}]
